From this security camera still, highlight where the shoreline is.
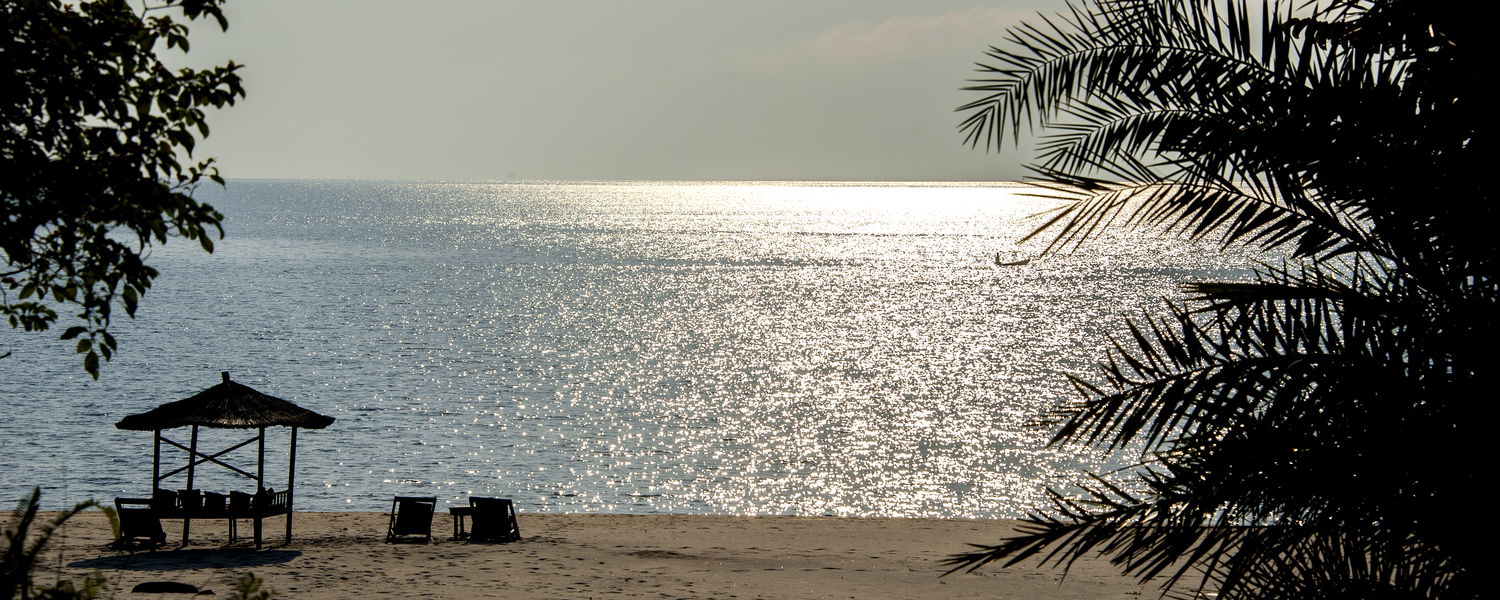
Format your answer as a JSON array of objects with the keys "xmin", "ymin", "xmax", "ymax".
[{"xmin": 26, "ymin": 511, "xmax": 1153, "ymax": 599}]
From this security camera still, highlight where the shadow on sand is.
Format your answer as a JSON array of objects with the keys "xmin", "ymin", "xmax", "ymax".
[{"xmin": 69, "ymin": 549, "xmax": 301, "ymax": 571}]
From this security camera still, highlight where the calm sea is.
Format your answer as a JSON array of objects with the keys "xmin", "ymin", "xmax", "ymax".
[{"xmin": 0, "ymin": 180, "xmax": 1261, "ymax": 517}]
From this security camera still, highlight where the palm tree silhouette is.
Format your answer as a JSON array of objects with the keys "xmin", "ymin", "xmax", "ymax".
[{"xmin": 948, "ymin": 1, "xmax": 1487, "ymax": 598}]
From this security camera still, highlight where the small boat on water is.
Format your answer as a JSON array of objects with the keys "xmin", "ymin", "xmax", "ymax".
[{"xmin": 994, "ymin": 252, "xmax": 1031, "ymax": 267}]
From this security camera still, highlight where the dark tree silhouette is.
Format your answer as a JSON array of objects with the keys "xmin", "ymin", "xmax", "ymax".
[
  {"xmin": 949, "ymin": 1, "xmax": 1487, "ymax": 598},
  {"xmin": 1, "ymin": 0, "xmax": 243, "ymax": 377}
]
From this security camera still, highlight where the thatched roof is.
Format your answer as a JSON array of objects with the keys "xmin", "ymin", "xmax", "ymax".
[{"xmin": 116, "ymin": 372, "xmax": 336, "ymax": 431}]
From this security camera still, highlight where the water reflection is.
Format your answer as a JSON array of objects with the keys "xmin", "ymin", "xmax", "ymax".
[{"xmin": 0, "ymin": 181, "xmax": 1262, "ymax": 517}]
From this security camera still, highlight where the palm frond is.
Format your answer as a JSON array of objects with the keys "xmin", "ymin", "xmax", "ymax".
[
  {"xmin": 958, "ymin": 0, "xmax": 1418, "ymax": 260},
  {"xmin": 954, "ymin": 1, "xmax": 1485, "ymax": 598}
]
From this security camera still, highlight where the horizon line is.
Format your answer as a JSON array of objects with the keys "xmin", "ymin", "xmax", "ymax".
[{"xmin": 207, "ymin": 177, "xmax": 1036, "ymax": 187}]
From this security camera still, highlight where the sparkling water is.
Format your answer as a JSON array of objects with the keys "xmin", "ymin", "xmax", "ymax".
[{"xmin": 0, "ymin": 180, "xmax": 1262, "ymax": 517}]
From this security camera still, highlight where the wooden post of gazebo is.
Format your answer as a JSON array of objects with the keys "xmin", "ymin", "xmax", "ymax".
[
  {"xmin": 256, "ymin": 424, "xmax": 266, "ymax": 545},
  {"xmin": 183, "ymin": 425, "xmax": 199, "ymax": 542},
  {"xmin": 151, "ymin": 430, "xmax": 162, "ymax": 490},
  {"xmin": 116, "ymin": 372, "xmax": 335, "ymax": 548},
  {"xmin": 287, "ymin": 427, "xmax": 298, "ymax": 541}
]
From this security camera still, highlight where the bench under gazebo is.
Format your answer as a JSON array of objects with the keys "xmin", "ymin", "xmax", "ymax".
[{"xmin": 115, "ymin": 372, "xmax": 335, "ymax": 548}]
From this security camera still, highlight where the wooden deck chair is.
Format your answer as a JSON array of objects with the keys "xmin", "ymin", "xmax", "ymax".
[
  {"xmin": 226, "ymin": 490, "xmax": 257, "ymax": 543},
  {"xmin": 111, "ymin": 498, "xmax": 167, "ymax": 550},
  {"xmin": 201, "ymin": 491, "xmax": 227, "ymax": 516},
  {"xmin": 150, "ymin": 489, "xmax": 177, "ymax": 515},
  {"xmin": 385, "ymin": 496, "xmax": 436, "ymax": 543},
  {"xmin": 468, "ymin": 497, "xmax": 521, "ymax": 543},
  {"xmin": 177, "ymin": 489, "xmax": 202, "ymax": 514}
]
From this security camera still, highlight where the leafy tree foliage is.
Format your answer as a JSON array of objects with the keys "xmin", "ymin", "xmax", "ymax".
[
  {"xmin": 1, "ymin": 0, "xmax": 243, "ymax": 377},
  {"xmin": 949, "ymin": 1, "xmax": 1486, "ymax": 598}
]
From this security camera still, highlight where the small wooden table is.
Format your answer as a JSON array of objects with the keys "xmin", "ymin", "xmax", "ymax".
[{"xmin": 448, "ymin": 505, "xmax": 472, "ymax": 540}]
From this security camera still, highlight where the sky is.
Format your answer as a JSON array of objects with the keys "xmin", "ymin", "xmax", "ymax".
[{"xmin": 177, "ymin": 0, "xmax": 1068, "ymax": 182}]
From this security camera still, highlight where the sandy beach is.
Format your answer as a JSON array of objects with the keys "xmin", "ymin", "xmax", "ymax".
[{"xmin": 20, "ymin": 511, "xmax": 1155, "ymax": 599}]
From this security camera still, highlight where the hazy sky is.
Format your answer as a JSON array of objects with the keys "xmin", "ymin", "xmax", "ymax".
[{"xmin": 179, "ymin": 1, "xmax": 1067, "ymax": 181}]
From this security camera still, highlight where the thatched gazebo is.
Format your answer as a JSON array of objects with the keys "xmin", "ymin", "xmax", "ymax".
[{"xmin": 116, "ymin": 372, "xmax": 335, "ymax": 547}]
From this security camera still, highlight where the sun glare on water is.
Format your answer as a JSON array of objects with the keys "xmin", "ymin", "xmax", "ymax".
[{"xmin": 0, "ymin": 180, "xmax": 1263, "ymax": 517}]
